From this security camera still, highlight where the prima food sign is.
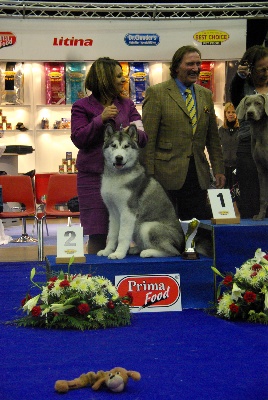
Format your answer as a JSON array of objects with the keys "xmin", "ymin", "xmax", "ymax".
[
  {"xmin": 115, "ymin": 274, "xmax": 181, "ymax": 313},
  {"xmin": 0, "ymin": 32, "xmax": 16, "ymax": 49},
  {"xmin": 194, "ymin": 30, "xmax": 229, "ymax": 45}
]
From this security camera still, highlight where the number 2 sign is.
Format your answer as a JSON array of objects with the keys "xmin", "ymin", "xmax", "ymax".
[
  {"xmin": 56, "ymin": 225, "xmax": 86, "ymax": 263},
  {"xmin": 208, "ymin": 189, "xmax": 239, "ymax": 223}
]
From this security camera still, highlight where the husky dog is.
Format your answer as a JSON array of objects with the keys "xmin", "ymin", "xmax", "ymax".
[
  {"xmin": 236, "ymin": 94, "xmax": 268, "ymax": 220},
  {"xmin": 97, "ymin": 123, "xmax": 185, "ymax": 259}
]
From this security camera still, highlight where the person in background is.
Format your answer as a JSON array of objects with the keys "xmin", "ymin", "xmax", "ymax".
[
  {"xmin": 229, "ymin": 45, "xmax": 268, "ymax": 218},
  {"xmin": 71, "ymin": 57, "xmax": 147, "ymax": 254},
  {"xmin": 141, "ymin": 45, "xmax": 225, "ymax": 221},
  {"xmin": 218, "ymin": 102, "xmax": 239, "ymax": 190}
]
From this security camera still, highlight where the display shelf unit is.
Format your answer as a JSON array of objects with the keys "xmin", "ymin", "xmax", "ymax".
[{"xmin": 0, "ymin": 60, "xmax": 227, "ymax": 174}]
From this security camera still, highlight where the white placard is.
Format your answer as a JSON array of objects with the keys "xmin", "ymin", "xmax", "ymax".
[
  {"xmin": 208, "ymin": 189, "xmax": 236, "ymax": 219},
  {"xmin": 57, "ymin": 225, "xmax": 85, "ymax": 259}
]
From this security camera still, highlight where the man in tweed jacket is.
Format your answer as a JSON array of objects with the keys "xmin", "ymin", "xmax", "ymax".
[{"xmin": 141, "ymin": 45, "xmax": 225, "ymax": 220}]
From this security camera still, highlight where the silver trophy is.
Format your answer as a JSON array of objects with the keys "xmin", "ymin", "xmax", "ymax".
[{"xmin": 179, "ymin": 218, "xmax": 200, "ymax": 259}]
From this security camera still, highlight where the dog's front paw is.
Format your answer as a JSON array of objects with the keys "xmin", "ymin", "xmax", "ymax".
[
  {"xmin": 140, "ymin": 249, "xmax": 154, "ymax": 258},
  {"xmin": 97, "ymin": 248, "xmax": 113, "ymax": 257},
  {"xmin": 108, "ymin": 251, "xmax": 127, "ymax": 260},
  {"xmin": 253, "ymin": 213, "xmax": 265, "ymax": 221}
]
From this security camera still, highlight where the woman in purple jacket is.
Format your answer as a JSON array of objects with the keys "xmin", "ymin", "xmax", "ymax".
[{"xmin": 71, "ymin": 57, "xmax": 147, "ymax": 254}]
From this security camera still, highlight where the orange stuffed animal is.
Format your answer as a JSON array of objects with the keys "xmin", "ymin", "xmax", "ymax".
[{"xmin": 55, "ymin": 367, "xmax": 141, "ymax": 393}]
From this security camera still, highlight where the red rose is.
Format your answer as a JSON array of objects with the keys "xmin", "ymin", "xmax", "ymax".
[
  {"xmin": 48, "ymin": 283, "xmax": 54, "ymax": 290},
  {"xmin": 31, "ymin": 305, "xmax": 42, "ymax": 317},
  {"xmin": 49, "ymin": 276, "xmax": 57, "ymax": 282},
  {"xmin": 263, "ymin": 254, "xmax": 268, "ymax": 261},
  {"xmin": 252, "ymin": 263, "xmax": 262, "ymax": 271},
  {"xmin": 127, "ymin": 291, "xmax": 134, "ymax": 300},
  {"xmin": 243, "ymin": 291, "xmax": 257, "ymax": 303},
  {"xmin": 223, "ymin": 275, "xmax": 233, "ymax": 286},
  {"xmin": 107, "ymin": 300, "xmax": 115, "ymax": 309},
  {"xmin": 59, "ymin": 280, "xmax": 70, "ymax": 288},
  {"xmin": 229, "ymin": 303, "xmax": 239, "ymax": 313},
  {"xmin": 21, "ymin": 294, "xmax": 32, "ymax": 306},
  {"xmin": 77, "ymin": 303, "xmax": 90, "ymax": 315},
  {"xmin": 250, "ymin": 271, "xmax": 258, "ymax": 278}
]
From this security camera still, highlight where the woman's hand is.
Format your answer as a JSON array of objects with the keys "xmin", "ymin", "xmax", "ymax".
[
  {"xmin": 101, "ymin": 105, "xmax": 119, "ymax": 122},
  {"xmin": 237, "ymin": 63, "xmax": 250, "ymax": 79}
]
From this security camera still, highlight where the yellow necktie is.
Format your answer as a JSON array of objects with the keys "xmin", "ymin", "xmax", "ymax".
[{"xmin": 185, "ymin": 88, "xmax": 197, "ymax": 133}]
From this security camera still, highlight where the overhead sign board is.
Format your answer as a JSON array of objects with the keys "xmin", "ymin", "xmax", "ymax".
[{"xmin": 0, "ymin": 19, "xmax": 246, "ymax": 61}]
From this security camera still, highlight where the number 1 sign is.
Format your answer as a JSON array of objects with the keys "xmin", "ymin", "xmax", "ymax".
[{"xmin": 207, "ymin": 189, "xmax": 240, "ymax": 224}]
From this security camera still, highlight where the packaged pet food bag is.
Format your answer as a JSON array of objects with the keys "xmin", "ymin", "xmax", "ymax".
[
  {"xmin": 119, "ymin": 62, "xmax": 130, "ymax": 98},
  {"xmin": 129, "ymin": 62, "xmax": 150, "ymax": 104},
  {"xmin": 45, "ymin": 62, "xmax": 66, "ymax": 105},
  {"xmin": 66, "ymin": 62, "xmax": 86, "ymax": 104},
  {"xmin": 0, "ymin": 62, "xmax": 24, "ymax": 104}
]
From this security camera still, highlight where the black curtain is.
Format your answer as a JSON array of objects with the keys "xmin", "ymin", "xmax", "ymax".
[{"xmin": 247, "ymin": 20, "xmax": 268, "ymax": 48}]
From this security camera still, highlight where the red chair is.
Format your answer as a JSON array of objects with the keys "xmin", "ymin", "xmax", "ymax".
[
  {"xmin": 39, "ymin": 173, "xmax": 80, "ymax": 260},
  {"xmin": 0, "ymin": 175, "xmax": 39, "ymax": 247}
]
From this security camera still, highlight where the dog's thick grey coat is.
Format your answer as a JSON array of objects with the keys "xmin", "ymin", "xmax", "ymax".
[
  {"xmin": 236, "ymin": 94, "xmax": 268, "ymax": 220},
  {"xmin": 97, "ymin": 124, "xmax": 185, "ymax": 259}
]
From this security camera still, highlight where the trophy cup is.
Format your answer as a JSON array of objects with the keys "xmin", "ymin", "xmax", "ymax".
[{"xmin": 179, "ymin": 218, "xmax": 200, "ymax": 260}]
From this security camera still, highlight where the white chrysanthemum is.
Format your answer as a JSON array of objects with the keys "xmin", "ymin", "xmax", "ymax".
[
  {"xmin": 87, "ymin": 279, "xmax": 98, "ymax": 292},
  {"xmin": 70, "ymin": 278, "xmax": 88, "ymax": 292},
  {"xmin": 95, "ymin": 277, "xmax": 107, "ymax": 285},
  {"xmin": 235, "ymin": 259, "xmax": 267, "ymax": 287},
  {"xmin": 49, "ymin": 280, "xmax": 64, "ymax": 297},
  {"xmin": 94, "ymin": 294, "xmax": 108, "ymax": 306},
  {"xmin": 217, "ymin": 292, "xmax": 233, "ymax": 318},
  {"xmin": 108, "ymin": 285, "xmax": 119, "ymax": 298},
  {"xmin": 40, "ymin": 286, "xmax": 49, "ymax": 303}
]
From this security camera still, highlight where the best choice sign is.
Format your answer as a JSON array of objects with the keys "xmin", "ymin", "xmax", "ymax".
[{"xmin": 115, "ymin": 274, "xmax": 181, "ymax": 313}]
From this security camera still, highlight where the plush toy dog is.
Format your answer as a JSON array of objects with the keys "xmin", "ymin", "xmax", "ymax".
[{"xmin": 55, "ymin": 367, "xmax": 141, "ymax": 393}]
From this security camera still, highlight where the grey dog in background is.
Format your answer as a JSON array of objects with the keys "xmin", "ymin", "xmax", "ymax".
[
  {"xmin": 97, "ymin": 123, "xmax": 185, "ymax": 259},
  {"xmin": 236, "ymin": 94, "xmax": 268, "ymax": 220}
]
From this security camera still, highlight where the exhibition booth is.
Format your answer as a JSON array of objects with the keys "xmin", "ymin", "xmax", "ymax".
[{"xmin": 0, "ymin": 18, "xmax": 246, "ymax": 173}]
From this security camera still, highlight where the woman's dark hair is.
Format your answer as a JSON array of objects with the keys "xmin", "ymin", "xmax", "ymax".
[
  {"xmin": 240, "ymin": 45, "xmax": 268, "ymax": 71},
  {"xmin": 169, "ymin": 45, "xmax": 202, "ymax": 78},
  {"xmin": 85, "ymin": 57, "xmax": 122, "ymax": 103}
]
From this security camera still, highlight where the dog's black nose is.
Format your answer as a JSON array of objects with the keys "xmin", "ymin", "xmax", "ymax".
[
  {"xmin": 115, "ymin": 155, "xmax": 123, "ymax": 164},
  {"xmin": 247, "ymin": 111, "xmax": 254, "ymax": 118}
]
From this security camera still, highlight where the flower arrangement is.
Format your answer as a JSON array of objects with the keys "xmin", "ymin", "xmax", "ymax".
[
  {"xmin": 212, "ymin": 249, "xmax": 268, "ymax": 324},
  {"xmin": 14, "ymin": 257, "xmax": 132, "ymax": 330}
]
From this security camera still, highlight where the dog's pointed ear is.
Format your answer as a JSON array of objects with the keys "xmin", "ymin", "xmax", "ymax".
[
  {"xmin": 128, "ymin": 124, "xmax": 138, "ymax": 142},
  {"xmin": 236, "ymin": 96, "xmax": 247, "ymax": 120},
  {"xmin": 104, "ymin": 122, "xmax": 115, "ymax": 140}
]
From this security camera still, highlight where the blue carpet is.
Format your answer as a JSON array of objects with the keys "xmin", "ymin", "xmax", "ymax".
[{"xmin": 0, "ymin": 262, "xmax": 267, "ymax": 400}]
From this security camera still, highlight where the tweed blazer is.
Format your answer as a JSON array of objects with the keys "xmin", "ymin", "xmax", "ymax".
[{"xmin": 141, "ymin": 78, "xmax": 225, "ymax": 190}]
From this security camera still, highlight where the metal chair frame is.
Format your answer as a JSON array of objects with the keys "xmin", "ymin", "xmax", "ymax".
[{"xmin": 0, "ymin": 175, "xmax": 40, "ymax": 249}]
